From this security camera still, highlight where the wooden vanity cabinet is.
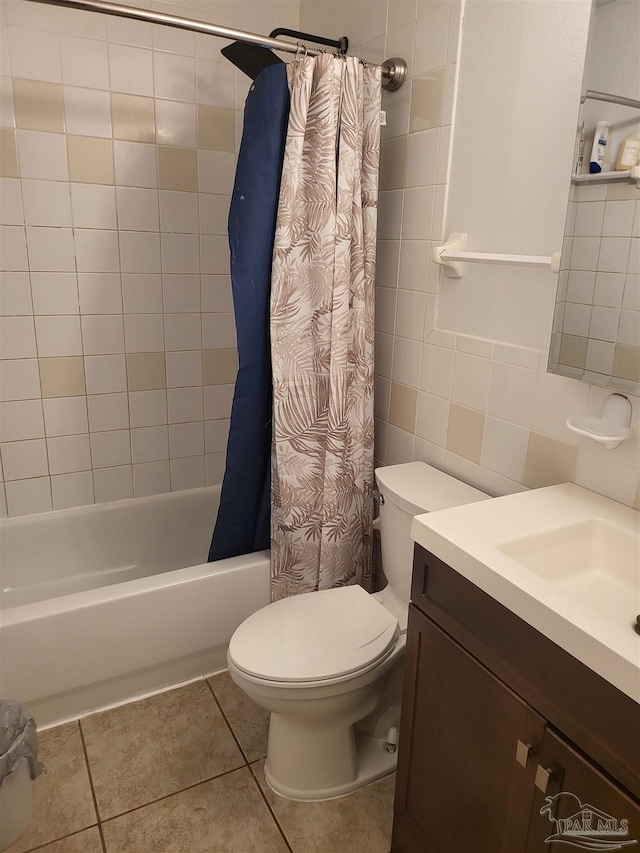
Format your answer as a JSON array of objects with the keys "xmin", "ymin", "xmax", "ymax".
[{"xmin": 391, "ymin": 546, "xmax": 640, "ymax": 853}]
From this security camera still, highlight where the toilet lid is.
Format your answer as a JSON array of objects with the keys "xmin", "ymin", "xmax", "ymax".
[{"xmin": 228, "ymin": 585, "xmax": 400, "ymax": 683}]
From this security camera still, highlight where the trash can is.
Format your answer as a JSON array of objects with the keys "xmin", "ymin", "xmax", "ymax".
[{"xmin": 0, "ymin": 701, "xmax": 44, "ymax": 852}]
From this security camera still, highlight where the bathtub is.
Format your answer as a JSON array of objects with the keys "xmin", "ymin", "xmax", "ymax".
[{"xmin": 0, "ymin": 487, "xmax": 271, "ymax": 728}]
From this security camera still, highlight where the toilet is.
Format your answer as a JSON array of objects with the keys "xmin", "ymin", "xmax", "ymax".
[{"xmin": 227, "ymin": 462, "xmax": 489, "ymax": 801}]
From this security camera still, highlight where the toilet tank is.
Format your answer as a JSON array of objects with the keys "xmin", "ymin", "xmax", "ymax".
[{"xmin": 375, "ymin": 462, "xmax": 489, "ymax": 606}]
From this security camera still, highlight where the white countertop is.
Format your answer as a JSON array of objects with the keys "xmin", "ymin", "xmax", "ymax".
[{"xmin": 410, "ymin": 483, "xmax": 640, "ymax": 703}]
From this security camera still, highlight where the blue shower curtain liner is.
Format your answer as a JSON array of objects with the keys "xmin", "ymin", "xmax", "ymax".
[{"xmin": 208, "ymin": 64, "xmax": 290, "ymax": 562}]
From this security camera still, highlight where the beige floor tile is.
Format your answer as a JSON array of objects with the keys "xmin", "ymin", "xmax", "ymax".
[
  {"xmin": 81, "ymin": 680, "xmax": 244, "ymax": 820},
  {"xmin": 253, "ymin": 761, "xmax": 395, "ymax": 853},
  {"xmin": 8, "ymin": 723, "xmax": 97, "ymax": 853},
  {"xmin": 27, "ymin": 827, "xmax": 104, "ymax": 853},
  {"xmin": 101, "ymin": 767, "xmax": 289, "ymax": 853},
  {"xmin": 208, "ymin": 671, "xmax": 269, "ymax": 763}
]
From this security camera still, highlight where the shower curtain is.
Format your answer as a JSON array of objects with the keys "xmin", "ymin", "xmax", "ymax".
[
  {"xmin": 208, "ymin": 64, "xmax": 290, "ymax": 562},
  {"xmin": 270, "ymin": 55, "xmax": 382, "ymax": 600}
]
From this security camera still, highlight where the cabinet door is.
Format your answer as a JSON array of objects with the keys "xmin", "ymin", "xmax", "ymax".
[
  {"xmin": 392, "ymin": 607, "xmax": 546, "ymax": 853},
  {"xmin": 526, "ymin": 729, "xmax": 640, "ymax": 852}
]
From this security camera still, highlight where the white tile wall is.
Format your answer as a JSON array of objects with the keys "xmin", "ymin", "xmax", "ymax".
[
  {"xmin": 0, "ymin": 0, "xmax": 300, "ymax": 516},
  {"xmin": 17, "ymin": 130, "xmax": 68, "ymax": 180},
  {"xmin": 64, "ymin": 87, "xmax": 112, "ymax": 137},
  {"xmin": 0, "ymin": 274, "xmax": 31, "ymax": 314},
  {"xmin": 298, "ymin": 0, "xmax": 638, "ymax": 507},
  {"xmin": 3, "ymin": 0, "xmax": 637, "ymax": 516},
  {"xmin": 113, "ymin": 141, "xmax": 157, "ymax": 188},
  {"xmin": 43, "ymin": 396, "xmax": 89, "ymax": 437},
  {"xmin": 32, "ymin": 273, "xmax": 79, "ymax": 314}
]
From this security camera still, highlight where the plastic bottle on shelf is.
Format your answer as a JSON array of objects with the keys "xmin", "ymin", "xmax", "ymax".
[
  {"xmin": 615, "ymin": 135, "xmax": 640, "ymax": 171},
  {"xmin": 575, "ymin": 122, "xmax": 585, "ymax": 174},
  {"xmin": 589, "ymin": 121, "xmax": 609, "ymax": 173}
]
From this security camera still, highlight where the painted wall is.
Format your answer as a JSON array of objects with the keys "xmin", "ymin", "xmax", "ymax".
[
  {"xmin": 299, "ymin": 0, "xmax": 639, "ymax": 507},
  {"xmin": 0, "ymin": 0, "xmax": 298, "ymax": 516}
]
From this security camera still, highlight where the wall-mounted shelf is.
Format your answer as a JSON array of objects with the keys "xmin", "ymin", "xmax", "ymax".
[
  {"xmin": 432, "ymin": 234, "xmax": 561, "ymax": 279},
  {"xmin": 566, "ymin": 393, "xmax": 632, "ymax": 450},
  {"xmin": 573, "ymin": 165, "xmax": 640, "ymax": 187}
]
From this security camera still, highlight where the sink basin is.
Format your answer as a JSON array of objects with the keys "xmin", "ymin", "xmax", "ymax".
[
  {"xmin": 497, "ymin": 519, "xmax": 640, "ymax": 628},
  {"xmin": 410, "ymin": 483, "xmax": 640, "ymax": 702}
]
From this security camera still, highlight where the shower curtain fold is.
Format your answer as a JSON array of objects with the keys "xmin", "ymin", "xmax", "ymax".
[
  {"xmin": 270, "ymin": 55, "xmax": 382, "ymax": 600},
  {"xmin": 208, "ymin": 64, "xmax": 290, "ymax": 563}
]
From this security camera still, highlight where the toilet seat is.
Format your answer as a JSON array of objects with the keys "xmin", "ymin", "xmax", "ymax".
[{"xmin": 228, "ymin": 585, "xmax": 399, "ymax": 685}]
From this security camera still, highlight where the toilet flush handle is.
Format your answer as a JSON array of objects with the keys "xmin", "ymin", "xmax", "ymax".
[{"xmin": 372, "ymin": 488, "xmax": 384, "ymax": 531}]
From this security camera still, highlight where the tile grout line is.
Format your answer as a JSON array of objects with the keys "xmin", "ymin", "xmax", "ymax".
[
  {"xmin": 22, "ymin": 680, "xmax": 294, "ymax": 851},
  {"xmin": 204, "ymin": 677, "xmax": 294, "ymax": 853},
  {"xmin": 89, "ymin": 763, "xmax": 249, "ymax": 825},
  {"xmin": 77, "ymin": 719, "xmax": 108, "ymax": 853},
  {"xmin": 203, "ymin": 676, "xmax": 251, "ymax": 765},
  {"xmin": 246, "ymin": 760, "xmax": 295, "ymax": 853},
  {"xmin": 19, "ymin": 825, "xmax": 102, "ymax": 853}
]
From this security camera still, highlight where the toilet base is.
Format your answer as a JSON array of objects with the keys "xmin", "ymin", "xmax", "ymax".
[{"xmin": 263, "ymin": 729, "xmax": 398, "ymax": 802}]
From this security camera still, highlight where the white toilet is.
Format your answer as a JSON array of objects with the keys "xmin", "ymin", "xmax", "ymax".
[{"xmin": 227, "ymin": 462, "xmax": 489, "ymax": 801}]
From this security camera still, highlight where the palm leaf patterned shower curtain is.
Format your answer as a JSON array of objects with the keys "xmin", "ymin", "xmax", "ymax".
[{"xmin": 270, "ymin": 54, "xmax": 381, "ymax": 600}]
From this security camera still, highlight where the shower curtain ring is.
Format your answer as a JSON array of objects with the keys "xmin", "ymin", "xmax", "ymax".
[{"xmin": 292, "ymin": 42, "xmax": 308, "ymax": 82}]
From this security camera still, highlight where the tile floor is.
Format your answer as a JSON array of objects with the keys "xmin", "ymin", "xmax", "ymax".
[{"xmin": 8, "ymin": 673, "xmax": 395, "ymax": 853}]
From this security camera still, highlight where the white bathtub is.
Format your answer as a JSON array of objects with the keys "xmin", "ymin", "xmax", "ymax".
[{"xmin": 0, "ymin": 487, "xmax": 271, "ymax": 727}]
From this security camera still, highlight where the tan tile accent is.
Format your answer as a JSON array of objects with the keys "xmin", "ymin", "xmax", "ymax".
[
  {"xmin": 101, "ymin": 767, "xmax": 289, "ymax": 853},
  {"xmin": 523, "ymin": 432, "xmax": 578, "ymax": 489},
  {"xmin": 111, "ymin": 93, "xmax": 155, "ymax": 143},
  {"xmin": 9, "ymin": 723, "xmax": 96, "ymax": 853},
  {"xmin": 606, "ymin": 182, "xmax": 639, "ymax": 202},
  {"xmin": 196, "ymin": 105, "xmax": 235, "ymax": 152},
  {"xmin": 13, "ymin": 78, "xmax": 64, "ymax": 133},
  {"xmin": 558, "ymin": 333, "xmax": 588, "ymax": 370},
  {"xmin": 34, "ymin": 827, "xmax": 104, "ymax": 853},
  {"xmin": 379, "ymin": 136, "xmax": 407, "ymax": 191},
  {"xmin": 81, "ymin": 681, "xmax": 243, "ymax": 819},
  {"xmin": 254, "ymin": 759, "xmax": 395, "ymax": 853},
  {"xmin": 158, "ymin": 145, "xmax": 197, "ymax": 192},
  {"xmin": 203, "ymin": 347, "xmax": 238, "ymax": 385},
  {"xmin": 67, "ymin": 135, "xmax": 114, "ymax": 184},
  {"xmin": 39, "ymin": 356, "xmax": 86, "ymax": 398},
  {"xmin": 389, "ymin": 381, "xmax": 417, "ymax": 432},
  {"xmin": 612, "ymin": 344, "xmax": 640, "ymax": 383},
  {"xmin": 0, "ymin": 129, "xmax": 19, "ymax": 177},
  {"xmin": 410, "ymin": 69, "xmax": 445, "ymax": 133},
  {"xmin": 126, "ymin": 351, "xmax": 166, "ymax": 391},
  {"xmin": 446, "ymin": 403, "xmax": 485, "ymax": 463},
  {"xmin": 208, "ymin": 671, "xmax": 269, "ymax": 763}
]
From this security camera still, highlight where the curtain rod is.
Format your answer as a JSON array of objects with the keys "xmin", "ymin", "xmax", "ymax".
[
  {"xmin": 25, "ymin": 0, "xmax": 408, "ymax": 91},
  {"xmin": 581, "ymin": 89, "xmax": 640, "ymax": 110}
]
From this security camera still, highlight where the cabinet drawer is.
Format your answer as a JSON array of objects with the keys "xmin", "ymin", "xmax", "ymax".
[{"xmin": 411, "ymin": 545, "xmax": 640, "ymax": 800}]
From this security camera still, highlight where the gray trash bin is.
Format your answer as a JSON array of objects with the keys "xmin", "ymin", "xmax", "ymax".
[{"xmin": 0, "ymin": 701, "xmax": 44, "ymax": 851}]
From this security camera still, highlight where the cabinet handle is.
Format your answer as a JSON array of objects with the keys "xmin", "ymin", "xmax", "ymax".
[
  {"xmin": 534, "ymin": 765, "xmax": 555, "ymax": 794},
  {"xmin": 515, "ymin": 740, "xmax": 532, "ymax": 768}
]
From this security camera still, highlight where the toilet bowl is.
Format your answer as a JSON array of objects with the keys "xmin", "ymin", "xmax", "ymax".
[{"xmin": 227, "ymin": 462, "xmax": 489, "ymax": 801}]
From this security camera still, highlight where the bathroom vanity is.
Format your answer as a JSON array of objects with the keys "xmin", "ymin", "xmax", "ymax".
[{"xmin": 391, "ymin": 484, "xmax": 640, "ymax": 853}]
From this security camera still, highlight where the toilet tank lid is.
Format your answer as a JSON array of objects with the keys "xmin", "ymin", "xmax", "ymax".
[{"xmin": 375, "ymin": 462, "xmax": 489, "ymax": 516}]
